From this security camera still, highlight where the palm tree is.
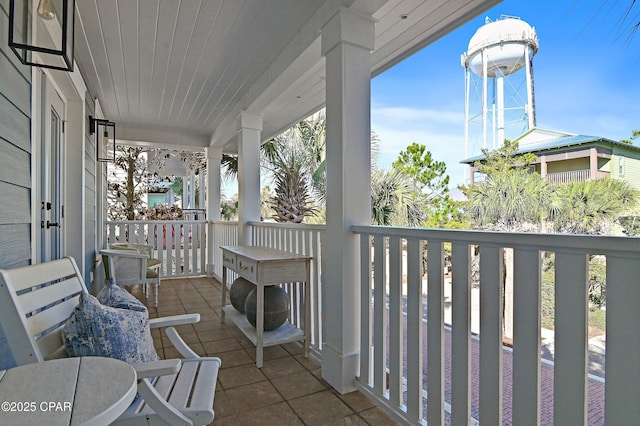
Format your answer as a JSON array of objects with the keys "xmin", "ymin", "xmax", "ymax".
[
  {"xmin": 465, "ymin": 170, "xmax": 552, "ymax": 339},
  {"xmin": 269, "ymin": 159, "xmax": 317, "ymax": 223},
  {"xmin": 371, "ymin": 169, "xmax": 426, "ymax": 227},
  {"xmin": 220, "ymin": 112, "xmax": 326, "ymax": 223},
  {"xmin": 262, "ymin": 112, "xmax": 326, "ymax": 223},
  {"xmin": 549, "ymin": 178, "xmax": 638, "ymax": 235},
  {"xmin": 465, "ymin": 170, "xmax": 551, "ymax": 232}
]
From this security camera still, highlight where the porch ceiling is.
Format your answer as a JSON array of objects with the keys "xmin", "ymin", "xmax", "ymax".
[{"xmin": 74, "ymin": 0, "xmax": 500, "ymax": 151}]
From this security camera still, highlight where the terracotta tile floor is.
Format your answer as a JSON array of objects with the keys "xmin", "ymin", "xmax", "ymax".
[{"xmin": 133, "ymin": 276, "xmax": 396, "ymax": 426}]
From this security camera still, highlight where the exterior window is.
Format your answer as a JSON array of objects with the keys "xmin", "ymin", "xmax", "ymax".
[{"xmin": 619, "ymin": 157, "xmax": 625, "ymax": 176}]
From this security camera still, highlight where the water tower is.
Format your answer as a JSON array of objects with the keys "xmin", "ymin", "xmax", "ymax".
[{"xmin": 461, "ymin": 15, "xmax": 538, "ymax": 160}]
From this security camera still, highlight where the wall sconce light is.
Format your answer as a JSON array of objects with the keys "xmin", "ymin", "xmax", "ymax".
[
  {"xmin": 90, "ymin": 116, "xmax": 116, "ymax": 163},
  {"xmin": 9, "ymin": 0, "xmax": 76, "ymax": 72}
]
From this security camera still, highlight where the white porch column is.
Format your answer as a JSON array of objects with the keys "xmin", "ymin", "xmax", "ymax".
[
  {"xmin": 182, "ymin": 177, "xmax": 188, "ymax": 209},
  {"xmin": 206, "ymin": 148, "xmax": 222, "ymax": 275},
  {"xmin": 198, "ymin": 167, "xmax": 205, "ymax": 211},
  {"xmin": 321, "ymin": 8, "xmax": 375, "ymax": 393},
  {"xmin": 189, "ymin": 170, "xmax": 196, "ymax": 210},
  {"xmin": 237, "ymin": 111, "xmax": 263, "ymax": 245},
  {"xmin": 589, "ymin": 147, "xmax": 598, "ymax": 179}
]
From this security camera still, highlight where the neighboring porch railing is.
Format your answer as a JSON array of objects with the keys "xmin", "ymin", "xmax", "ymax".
[
  {"xmin": 250, "ymin": 221, "xmax": 325, "ymax": 352},
  {"xmin": 546, "ymin": 169, "xmax": 610, "ymax": 183},
  {"xmin": 352, "ymin": 225, "xmax": 640, "ymax": 425},
  {"xmin": 105, "ymin": 220, "xmax": 207, "ymax": 277}
]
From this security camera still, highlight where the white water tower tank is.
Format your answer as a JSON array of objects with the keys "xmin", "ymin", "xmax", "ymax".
[
  {"xmin": 462, "ymin": 16, "xmax": 539, "ymax": 172},
  {"xmin": 465, "ymin": 17, "xmax": 538, "ymax": 77}
]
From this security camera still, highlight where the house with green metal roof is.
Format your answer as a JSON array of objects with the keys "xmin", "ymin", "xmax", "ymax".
[{"xmin": 461, "ymin": 128, "xmax": 640, "ymax": 188}]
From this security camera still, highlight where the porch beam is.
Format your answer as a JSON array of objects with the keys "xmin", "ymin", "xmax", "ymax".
[
  {"xmin": 237, "ymin": 111, "xmax": 262, "ymax": 245},
  {"xmin": 321, "ymin": 7, "xmax": 374, "ymax": 394}
]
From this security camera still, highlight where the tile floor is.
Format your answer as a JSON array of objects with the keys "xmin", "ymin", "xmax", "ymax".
[{"xmin": 136, "ymin": 276, "xmax": 396, "ymax": 426}]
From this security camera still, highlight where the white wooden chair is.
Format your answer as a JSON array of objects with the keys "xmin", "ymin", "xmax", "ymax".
[
  {"xmin": 110, "ymin": 242, "xmax": 162, "ymax": 272},
  {"xmin": 101, "ymin": 249, "xmax": 161, "ymax": 307},
  {"xmin": 0, "ymin": 257, "xmax": 221, "ymax": 426}
]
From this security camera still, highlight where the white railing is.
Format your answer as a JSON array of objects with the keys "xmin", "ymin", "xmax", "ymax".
[
  {"xmin": 209, "ymin": 221, "xmax": 239, "ymax": 281},
  {"xmin": 352, "ymin": 225, "xmax": 640, "ymax": 425},
  {"xmin": 546, "ymin": 169, "xmax": 610, "ymax": 184},
  {"xmin": 250, "ymin": 221, "xmax": 325, "ymax": 352},
  {"xmin": 105, "ymin": 220, "xmax": 207, "ymax": 278}
]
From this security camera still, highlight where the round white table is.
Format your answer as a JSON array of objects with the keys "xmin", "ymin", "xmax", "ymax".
[{"xmin": 0, "ymin": 357, "xmax": 136, "ymax": 426}]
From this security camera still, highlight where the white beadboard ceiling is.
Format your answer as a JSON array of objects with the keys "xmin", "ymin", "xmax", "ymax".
[{"xmin": 74, "ymin": 0, "xmax": 500, "ymax": 151}]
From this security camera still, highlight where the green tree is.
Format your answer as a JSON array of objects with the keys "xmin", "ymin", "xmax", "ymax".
[
  {"xmin": 221, "ymin": 195, "xmax": 238, "ymax": 221},
  {"xmin": 549, "ymin": 178, "xmax": 638, "ymax": 234},
  {"xmin": 620, "ymin": 129, "xmax": 639, "ymax": 144},
  {"xmin": 618, "ymin": 215, "xmax": 640, "ymax": 236},
  {"xmin": 269, "ymin": 159, "xmax": 317, "ymax": 223},
  {"xmin": 169, "ymin": 175, "xmax": 204, "ymax": 208},
  {"xmin": 462, "ymin": 140, "xmax": 551, "ymax": 339},
  {"xmin": 390, "ymin": 142, "xmax": 459, "ymax": 228},
  {"xmin": 423, "ymin": 199, "xmax": 469, "ymax": 230},
  {"xmin": 371, "ymin": 169, "xmax": 426, "ymax": 226},
  {"xmin": 392, "ymin": 143, "xmax": 449, "ymax": 201},
  {"xmin": 473, "ymin": 139, "xmax": 537, "ymax": 176},
  {"xmin": 462, "ymin": 140, "xmax": 549, "ymax": 231},
  {"xmin": 465, "ymin": 171, "xmax": 551, "ymax": 231},
  {"xmin": 262, "ymin": 112, "xmax": 325, "ymax": 223},
  {"xmin": 219, "ymin": 112, "xmax": 325, "ymax": 223}
]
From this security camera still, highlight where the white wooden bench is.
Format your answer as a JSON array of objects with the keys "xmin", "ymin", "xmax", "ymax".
[{"xmin": 0, "ymin": 257, "xmax": 221, "ymax": 426}]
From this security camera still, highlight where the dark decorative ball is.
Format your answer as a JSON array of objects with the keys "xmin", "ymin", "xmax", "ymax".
[
  {"xmin": 244, "ymin": 286, "xmax": 290, "ymax": 331},
  {"xmin": 229, "ymin": 277, "xmax": 255, "ymax": 313}
]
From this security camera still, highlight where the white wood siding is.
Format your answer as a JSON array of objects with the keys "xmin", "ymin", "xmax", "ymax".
[{"xmin": 0, "ymin": 0, "xmax": 32, "ymax": 370}]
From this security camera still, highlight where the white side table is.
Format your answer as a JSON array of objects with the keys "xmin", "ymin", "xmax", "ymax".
[
  {"xmin": 221, "ymin": 245, "xmax": 312, "ymax": 368},
  {"xmin": 0, "ymin": 357, "xmax": 136, "ymax": 425}
]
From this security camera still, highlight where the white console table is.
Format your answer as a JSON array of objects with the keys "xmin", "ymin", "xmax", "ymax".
[{"xmin": 221, "ymin": 245, "xmax": 311, "ymax": 368}]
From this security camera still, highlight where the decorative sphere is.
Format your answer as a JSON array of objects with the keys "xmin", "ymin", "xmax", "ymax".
[
  {"xmin": 244, "ymin": 286, "xmax": 290, "ymax": 331},
  {"xmin": 229, "ymin": 277, "xmax": 255, "ymax": 313}
]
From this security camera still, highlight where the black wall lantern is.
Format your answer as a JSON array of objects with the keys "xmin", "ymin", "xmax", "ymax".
[
  {"xmin": 90, "ymin": 116, "xmax": 116, "ymax": 163},
  {"xmin": 9, "ymin": 0, "xmax": 75, "ymax": 72}
]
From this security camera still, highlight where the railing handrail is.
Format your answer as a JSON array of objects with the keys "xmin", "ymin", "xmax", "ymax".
[
  {"xmin": 249, "ymin": 221, "xmax": 326, "ymax": 231},
  {"xmin": 353, "ymin": 223, "xmax": 640, "ymax": 424},
  {"xmin": 352, "ymin": 224, "xmax": 640, "ymax": 254},
  {"xmin": 546, "ymin": 169, "xmax": 610, "ymax": 183},
  {"xmin": 105, "ymin": 220, "xmax": 207, "ymax": 278},
  {"xmin": 106, "ymin": 219, "xmax": 206, "ymax": 225}
]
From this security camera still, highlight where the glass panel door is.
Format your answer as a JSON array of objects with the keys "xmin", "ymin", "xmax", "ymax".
[{"xmin": 40, "ymin": 79, "xmax": 65, "ymax": 262}]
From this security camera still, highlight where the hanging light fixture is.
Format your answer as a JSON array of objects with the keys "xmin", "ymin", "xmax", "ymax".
[
  {"xmin": 9, "ymin": 0, "xmax": 76, "ymax": 72},
  {"xmin": 90, "ymin": 116, "xmax": 116, "ymax": 163}
]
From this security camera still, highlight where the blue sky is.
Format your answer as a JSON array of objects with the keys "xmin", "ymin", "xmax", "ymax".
[{"xmin": 371, "ymin": 0, "xmax": 640, "ymax": 187}]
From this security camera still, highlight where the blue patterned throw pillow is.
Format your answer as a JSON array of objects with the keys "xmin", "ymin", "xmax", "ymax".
[
  {"xmin": 97, "ymin": 279, "xmax": 147, "ymax": 313},
  {"xmin": 62, "ymin": 293, "xmax": 158, "ymax": 363}
]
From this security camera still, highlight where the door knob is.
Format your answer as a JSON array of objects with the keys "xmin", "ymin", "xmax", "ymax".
[{"xmin": 46, "ymin": 221, "xmax": 60, "ymax": 228}]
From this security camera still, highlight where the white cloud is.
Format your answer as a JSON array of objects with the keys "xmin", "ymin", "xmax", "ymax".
[
  {"xmin": 372, "ymin": 106, "xmax": 463, "ymax": 126},
  {"xmin": 371, "ymin": 106, "xmax": 469, "ymax": 187}
]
